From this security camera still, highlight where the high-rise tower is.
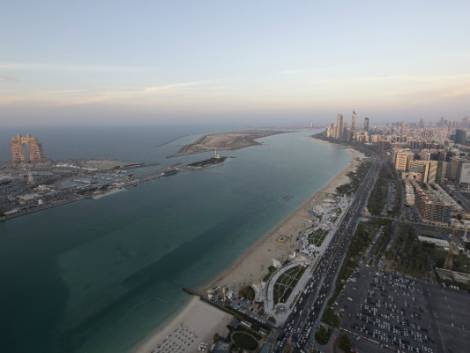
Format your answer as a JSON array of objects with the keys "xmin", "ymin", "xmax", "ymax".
[
  {"xmin": 351, "ymin": 110, "xmax": 357, "ymax": 131},
  {"xmin": 10, "ymin": 134, "xmax": 46, "ymax": 164},
  {"xmin": 10, "ymin": 135, "xmax": 26, "ymax": 163},
  {"xmin": 335, "ymin": 113, "xmax": 344, "ymax": 139},
  {"xmin": 363, "ymin": 117, "xmax": 370, "ymax": 132}
]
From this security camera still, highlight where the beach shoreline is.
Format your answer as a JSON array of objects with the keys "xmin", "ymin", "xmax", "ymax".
[
  {"xmin": 132, "ymin": 140, "xmax": 365, "ymax": 353},
  {"xmin": 132, "ymin": 297, "xmax": 232, "ymax": 353},
  {"xmin": 201, "ymin": 144, "xmax": 364, "ymax": 291}
]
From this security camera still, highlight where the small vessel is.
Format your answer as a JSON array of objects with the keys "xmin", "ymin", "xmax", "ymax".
[
  {"xmin": 160, "ymin": 168, "xmax": 179, "ymax": 177},
  {"xmin": 123, "ymin": 162, "xmax": 145, "ymax": 169},
  {"xmin": 92, "ymin": 187, "xmax": 125, "ymax": 200},
  {"xmin": 187, "ymin": 150, "xmax": 227, "ymax": 168}
]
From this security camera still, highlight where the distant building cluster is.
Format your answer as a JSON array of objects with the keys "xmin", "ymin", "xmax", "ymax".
[
  {"xmin": 324, "ymin": 113, "xmax": 470, "ymax": 226},
  {"xmin": 325, "ymin": 111, "xmax": 371, "ymax": 141},
  {"xmin": 325, "ymin": 113, "xmax": 470, "ymax": 187},
  {"xmin": 10, "ymin": 134, "xmax": 46, "ymax": 164},
  {"xmin": 326, "ymin": 115, "xmax": 470, "ymax": 147}
]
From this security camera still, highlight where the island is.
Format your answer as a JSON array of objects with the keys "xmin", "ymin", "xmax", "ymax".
[{"xmin": 175, "ymin": 130, "xmax": 283, "ymax": 156}]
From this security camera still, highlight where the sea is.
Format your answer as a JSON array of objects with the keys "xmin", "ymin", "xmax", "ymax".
[{"xmin": 0, "ymin": 125, "xmax": 351, "ymax": 353}]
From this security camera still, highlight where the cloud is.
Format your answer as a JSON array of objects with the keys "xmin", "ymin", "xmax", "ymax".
[
  {"xmin": 279, "ymin": 69, "xmax": 308, "ymax": 75},
  {"xmin": 0, "ymin": 80, "xmax": 215, "ymax": 107},
  {"xmin": 142, "ymin": 81, "xmax": 210, "ymax": 92},
  {"xmin": 0, "ymin": 62, "xmax": 159, "ymax": 73},
  {"xmin": 279, "ymin": 67, "xmax": 332, "ymax": 75},
  {"xmin": 1, "ymin": 72, "xmax": 470, "ymax": 115},
  {"xmin": 0, "ymin": 74, "xmax": 19, "ymax": 83}
]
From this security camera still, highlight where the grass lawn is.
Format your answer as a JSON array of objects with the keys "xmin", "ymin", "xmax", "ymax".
[{"xmin": 308, "ymin": 228, "xmax": 328, "ymax": 247}]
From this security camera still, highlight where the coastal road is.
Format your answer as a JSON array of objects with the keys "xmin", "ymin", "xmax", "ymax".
[{"xmin": 272, "ymin": 157, "xmax": 381, "ymax": 353}]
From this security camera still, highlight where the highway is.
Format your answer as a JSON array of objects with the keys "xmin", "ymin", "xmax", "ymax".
[{"xmin": 272, "ymin": 157, "xmax": 381, "ymax": 353}]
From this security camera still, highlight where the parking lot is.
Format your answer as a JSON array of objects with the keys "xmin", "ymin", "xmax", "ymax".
[
  {"xmin": 425, "ymin": 284, "xmax": 470, "ymax": 353},
  {"xmin": 337, "ymin": 265, "xmax": 452, "ymax": 353}
]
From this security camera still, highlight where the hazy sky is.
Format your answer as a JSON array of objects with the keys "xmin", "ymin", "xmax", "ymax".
[{"xmin": 1, "ymin": 0, "xmax": 469, "ymax": 126}]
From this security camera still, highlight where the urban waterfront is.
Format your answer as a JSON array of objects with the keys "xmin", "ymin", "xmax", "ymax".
[{"xmin": 0, "ymin": 128, "xmax": 351, "ymax": 353}]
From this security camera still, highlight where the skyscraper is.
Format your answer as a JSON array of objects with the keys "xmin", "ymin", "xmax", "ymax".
[
  {"xmin": 325, "ymin": 123, "xmax": 335, "ymax": 138},
  {"xmin": 351, "ymin": 110, "xmax": 357, "ymax": 131},
  {"xmin": 364, "ymin": 117, "xmax": 370, "ymax": 132},
  {"xmin": 10, "ymin": 136, "xmax": 25, "ymax": 163},
  {"xmin": 335, "ymin": 113, "xmax": 344, "ymax": 139},
  {"xmin": 10, "ymin": 134, "xmax": 46, "ymax": 164}
]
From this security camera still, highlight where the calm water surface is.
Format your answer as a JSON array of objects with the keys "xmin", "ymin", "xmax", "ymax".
[{"xmin": 0, "ymin": 128, "xmax": 351, "ymax": 353}]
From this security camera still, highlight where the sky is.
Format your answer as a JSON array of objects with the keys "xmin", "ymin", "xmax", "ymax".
[{"xmin": 1, "ymin": 0, "xmax": 469, "ymax": 126}]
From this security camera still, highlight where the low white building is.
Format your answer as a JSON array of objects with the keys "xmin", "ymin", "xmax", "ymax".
[
  {"xmin": 405, "ymin": 181, "xmax": 415, "ymax": 206},
  {"xmin": 418, "ymin": 235, "xmax": 449, "ymax": 248}
]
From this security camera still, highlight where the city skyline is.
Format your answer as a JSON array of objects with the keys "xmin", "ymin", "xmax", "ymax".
[
  {"xmin": 3, "ymin": 1, "xmax": 470, "ymax": 347},
  {"xmin": 1, "ymin": 0, "xmax": 470, "ymax": 126}
]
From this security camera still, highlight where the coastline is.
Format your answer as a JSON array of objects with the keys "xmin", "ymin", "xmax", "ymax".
[
  {"xmin": 132, "ymin": 140, "xmax": 365, "ymax": 353},
  {"xmin": 133, "ymin": 297, "xmax": 232, "ymax": 353},
  {"xmin": 201, "ymin": 145, "xmax": 364, "ymax": 290}
]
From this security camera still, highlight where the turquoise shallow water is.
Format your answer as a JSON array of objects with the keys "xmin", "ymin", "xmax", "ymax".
[{"xmin": 0, "ymin": 129, "xmax": 351, "ymax": 353}]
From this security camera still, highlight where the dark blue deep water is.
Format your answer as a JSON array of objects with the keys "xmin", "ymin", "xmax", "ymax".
[{"xmin": 0, "ymin": 127, "xmax": 351, "ymax": 353}]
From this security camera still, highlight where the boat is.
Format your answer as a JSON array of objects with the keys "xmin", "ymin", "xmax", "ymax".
[
  {"xmin": 92, "ymin": 187, "xmax": 125, "ymax": 200},
  {"xmin": 123, "ymin": 162, "xmax": 145, "ymax": 169},
  {"xmin": 187, "ymin": 150, "xmax": 227, "ymax": 168},
  {"xmin": 160, "ymin": 168, "xmax": 179, "ymax": 177}
]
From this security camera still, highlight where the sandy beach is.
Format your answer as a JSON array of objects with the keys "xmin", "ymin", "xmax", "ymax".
[
  {"xmin": 203, "ymin": 145, "xmax": 364, "ymax": 290},
  {"xmin": 133, "ymin": 142, "xmax": 365, "ymax": 353},
  {"xmin": 133, "ymin": 297, "xmax": 232, "ymax": 353}
]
